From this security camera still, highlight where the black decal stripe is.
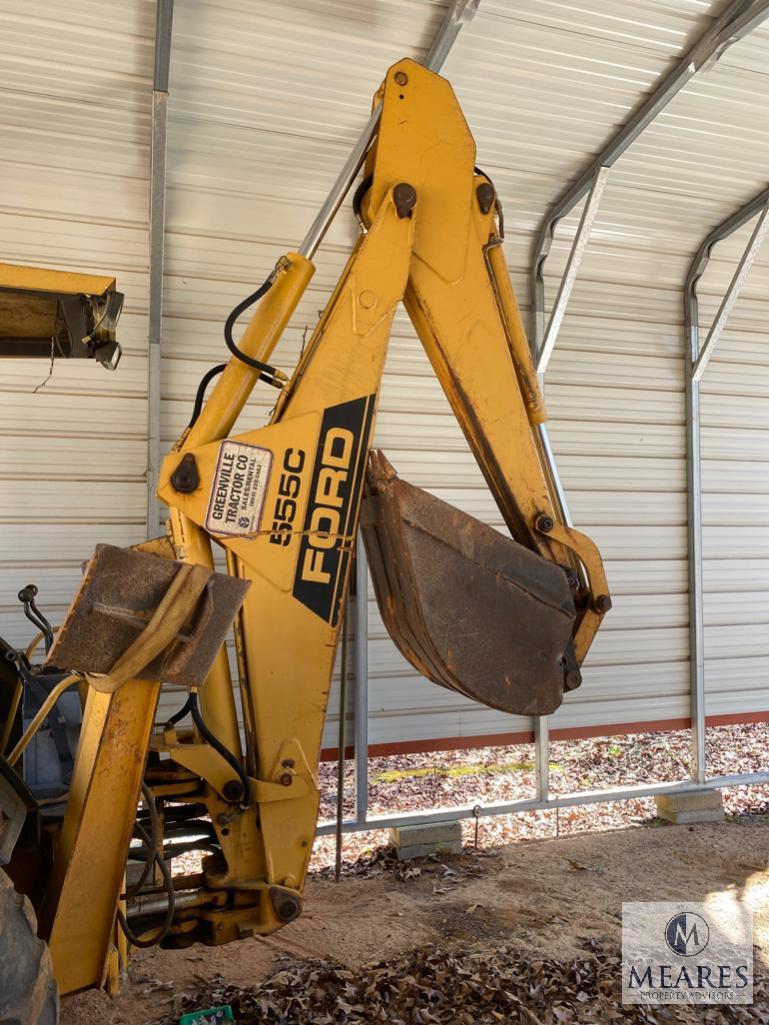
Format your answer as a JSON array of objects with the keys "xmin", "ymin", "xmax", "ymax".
[
  {"xmin": 292, "ymin": 394, "xmax": 376, "ymax": 625},
  {"xmin": 329, "ymin": 393, "xmax": 376, "ymax": 625}
]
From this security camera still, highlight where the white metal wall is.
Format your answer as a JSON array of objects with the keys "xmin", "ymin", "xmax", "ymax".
[
  {"xmin": 3, "ymin": 1, "xmax": 769, "ymax": 752},
  {"xmin": 0, "ymin": 2, "xmax": 153, "ymax": 648}
]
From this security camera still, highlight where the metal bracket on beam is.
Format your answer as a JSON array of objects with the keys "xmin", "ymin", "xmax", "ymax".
[
  {"xmin": 691, "ymin": 201, "xmax": 769, "ymax": 382},
  {"xmin": 535, "ymin": 165, "xmax": 610, "ymax": 376},
  {"xmin": 531, "ymin": 0, "xmax": 769, "ymax": 354}
]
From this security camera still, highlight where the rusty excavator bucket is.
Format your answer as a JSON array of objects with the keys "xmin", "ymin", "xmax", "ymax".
[{"xmin": 360, "ymin": 452, "xmax": 578, "ymax": 716}]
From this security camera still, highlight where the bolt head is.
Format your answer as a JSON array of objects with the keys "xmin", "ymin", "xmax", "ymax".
[
  {"xmin": 393, "ymin": 182, "xmax": 417, "ymax": 218},
  {"xmin": 535, "ymin": 514, "xmax": 554, "ymax": 534},
  {"xmin": 595, "ymin": 594, "xmax": 613, "ymax": 614},
  {"xmin": 394, "ymin": 71, "xmax": 408, "ymax": 86},
  {"xmin": 270, "ymin": 885, "xmax": 303, "ymax": 924}
]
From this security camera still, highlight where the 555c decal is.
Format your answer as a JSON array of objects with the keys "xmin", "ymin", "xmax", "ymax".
[{"xmin": 269, "ymin": 448, "xmax": 305, "ymax": 546}]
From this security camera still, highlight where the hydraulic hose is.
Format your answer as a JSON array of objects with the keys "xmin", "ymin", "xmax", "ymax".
[
  {"xmin": 223, "ymin": 276, "xmax": 279, "ymax": 379},
  {"xmin": 187, "ymin": 364, "xmax": 226, "ymax": 429},
  {"xmin": 189, "ymin": 691, "xmax": 251, "ymax": 806},
  {"xmin": 118, "ymin": 784, "xmax": 176, "ymax": 948}
]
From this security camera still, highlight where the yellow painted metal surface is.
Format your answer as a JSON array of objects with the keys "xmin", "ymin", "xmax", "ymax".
[
  {"xmin": 42, "ymin": 678, "xmax": 161, "ymax": 995},
  {"xmin": 0, "ymin": 262, "xmax": 116, "ymax": 298},
  {"xmin": 372, "ymin": 59, "xmax": 607, "ymax": 650}
]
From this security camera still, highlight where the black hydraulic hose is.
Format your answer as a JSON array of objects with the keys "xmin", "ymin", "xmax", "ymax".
[
  {"xmin": 127, "ymin": 785, "xmax": 163, "ymax": 900},
  {"xmin": 223, "ymin": 276, "xmax": 278, "ymax": 377},
  {"xmin": 188, "ymin": 270, "xmax": 286, "ymax": 430},
  {"xmin": 352, "ymin": 173, "xmax": 373, "ymax": 226},
  {"xmin": 118, "ymin": 784, "xmax": 175, "ymax": 948},
  {"xmin": 189, "ymin": 691, "xmax": 251, "ymax": 806},
  {"xmin": 125, "ymin": 818, "xmax": 157, "ymax": 898},
  {"xmin": 187, "ymin": 364, "xmax": 226, "ymax": 429},
  {"xmin": 165, "ymin": 693, "xmax": 194, "ymax": 727}
]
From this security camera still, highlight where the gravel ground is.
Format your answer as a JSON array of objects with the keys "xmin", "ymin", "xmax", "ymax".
[{"xmin": 310, "ymin": 723, "xmax": 769, "ymax": 872}]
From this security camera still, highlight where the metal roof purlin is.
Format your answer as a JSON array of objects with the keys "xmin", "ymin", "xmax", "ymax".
[{"xmin": 530, "ymin": 0, "xmax": 769, "ymax": 370}]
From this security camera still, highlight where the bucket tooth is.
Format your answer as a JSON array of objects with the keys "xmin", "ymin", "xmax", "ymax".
[{"xmin": 361, "ymin": 451, "xmax": 577, "ymax": 715}]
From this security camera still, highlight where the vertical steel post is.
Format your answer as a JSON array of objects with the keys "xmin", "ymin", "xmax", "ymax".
[
  {"xmin": 684, "ymin": 296, "xmax": 707, "ymax": 784},
  {"xmin": 353, "ymin": 535, "xmax": 370, "ymax": 825},
  {"xmin": 683, "ymin": 186, "xmax": 769, "ymax": 786},
  {"xmin": 534, "ymin": 715, "xmax": 549, "ymax": 801},
  {"xmin": 146, "ymin": 0, "xmax": 174, "ymax": 537},
  {"xmin": 532, "ymin": 377, "xmax": 560, "ymax": 803}
]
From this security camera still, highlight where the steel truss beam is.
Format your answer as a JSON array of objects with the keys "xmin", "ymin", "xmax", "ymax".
[{"xmin": 530, "ymin": 0, "xmax": 769, "ymax": 369}]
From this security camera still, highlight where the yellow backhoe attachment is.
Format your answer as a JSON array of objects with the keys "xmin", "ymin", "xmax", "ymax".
[{"xmin": 4, "ymin": 55, "xmax": 610, "ymax": 997}]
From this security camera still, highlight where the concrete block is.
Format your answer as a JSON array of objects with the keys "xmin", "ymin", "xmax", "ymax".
[
  {"xmin": 655, "ymin": 789, "xmax": 724, "ymax": 824},
  {"xmin": 389, "ymin": 821, "xmax": 462, "ymax": 861}
]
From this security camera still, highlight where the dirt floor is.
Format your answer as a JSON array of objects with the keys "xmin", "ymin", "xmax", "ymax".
[{"xmin": 62, "ymin": 815, "xmax": 769, "ymax": 1025}]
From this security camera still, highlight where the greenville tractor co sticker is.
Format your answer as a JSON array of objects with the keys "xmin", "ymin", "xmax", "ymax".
[{"xmin": 205, "ymin": 441, "xmax": 272, "ymax": 537}]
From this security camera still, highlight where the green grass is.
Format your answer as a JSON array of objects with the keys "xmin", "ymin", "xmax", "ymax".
[{"xmin": 372, "ymin": 760, "xmax": 562, "ymax": 785}]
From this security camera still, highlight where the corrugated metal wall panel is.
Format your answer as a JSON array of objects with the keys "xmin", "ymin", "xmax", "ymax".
[{"xmin": 0, "ymin": 2, "xmax": 154, "ymax": 656}]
